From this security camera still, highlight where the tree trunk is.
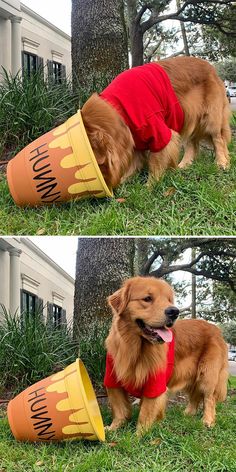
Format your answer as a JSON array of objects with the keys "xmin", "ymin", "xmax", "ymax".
[
  {"xmin": 73, "ymin": 238, "xmax": 135, "ymax": 336},
  {"xmin": 127, "ymin": 0, "xmax": 144, "ymax": 67},
  {"xmin": 130, "ymin": 22, "xmax": 145, "ymax": 66},
  {"xmin": 136, "ymin": 239, "xmax": 151, "ymax": 274},
  {"xmin": 71, "ymin": 0, "xmax": 128, "ymax": 96},
  {"xmin": 191, "ymin": 247, "xmax": 197, "ymax": 318},
  {"xmin": 176, "ymin": 0, "xmax": 190, "ymax": 56}
]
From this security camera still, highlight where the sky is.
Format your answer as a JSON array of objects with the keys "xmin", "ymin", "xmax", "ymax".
[
  {"xmin": 27, "ymin": 237, "xmax": 192, "ymax": 308},
  {"xmin": 28, "ymin": 236, "xmax": 78, "ymax": 278},
  {"xmin": 22, "ymin": 0, "xmax": 71, "ymax": 35}
]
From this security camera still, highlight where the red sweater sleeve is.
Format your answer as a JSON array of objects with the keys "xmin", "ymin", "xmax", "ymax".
[
  {"xmin": 104, "ymin": 353, "xmax": 121, "ymax": 389},
  {"xmin": 138, "ymin": 113, "xmax": 172, "ymax": 153}
]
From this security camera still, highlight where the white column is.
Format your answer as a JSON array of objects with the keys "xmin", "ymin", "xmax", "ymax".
[
  {"xmin": 0, "ymin": 18, "xmax": 12, "ymax": 74},
  {"xmin": 11, "ymin": 16, "xmax": 22, "ymax": 77},
  {"xmin": 0, "ymin": 250, "xmax": 10, "ymax": 312},
  {"xmin": 9, "ymin": 248, "xmax": 22, "ymax": 315}
]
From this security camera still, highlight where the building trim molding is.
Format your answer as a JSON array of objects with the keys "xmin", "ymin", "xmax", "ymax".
[
  {"xmin": 21, "ymin": 273, "xmax": 40, "ymax": 295},
  {"xmin": 22, "ymin": 36, "xmax": 40, "ymax": 53},
  {"xmin": 22, "ymin": 238, "xmax": 75, "ymax": 283}
]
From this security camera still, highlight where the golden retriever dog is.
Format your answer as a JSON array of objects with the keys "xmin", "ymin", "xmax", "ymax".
[
  {"xmin": 104, "ymin": 277, "xmax": 228, "ymax": 435},
  {"xmin": 81, "ymin": 57, "xmax": 231, "ymax": 188}
]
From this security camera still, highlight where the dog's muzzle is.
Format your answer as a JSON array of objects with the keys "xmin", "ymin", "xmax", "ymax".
[{"xmin": 165, "ymin": 306, "xmax": 179, "ymax": 327}]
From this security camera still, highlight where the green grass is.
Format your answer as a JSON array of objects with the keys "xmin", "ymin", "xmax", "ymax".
[
  {"xmin": 0, "ymin": 141, "xmax": 235, "ymax": 235},
  {"xmin": 0, "ymin": 393, "xmax": 235, "ymax": 472},
  {"xmin": 229, "ymin": 375, "xmax": 236, "ymax": 389}
]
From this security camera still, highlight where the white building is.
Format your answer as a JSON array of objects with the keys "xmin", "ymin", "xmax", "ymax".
[
  {"xmin": 0, "ymin": 0, "xmax": 71, "ymax": 80},
  {"xmin": 0, "ymin": 237, "xmax": 75, "ymax": 327}
]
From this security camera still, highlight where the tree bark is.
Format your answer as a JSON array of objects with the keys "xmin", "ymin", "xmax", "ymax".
[
  {"xmin": 191, "ymin": 247, "xmax": 197, "ymax": 318},
  {"xmin": 71, "ymin": 0, "xmax": 128, "ymax": 95},
  {"xmin": 136, "ymin": 239, "xmax": 152, "ymax": 274},
  {"xmin": 73, "ymin": 238, "xmax": 135, "ymax": 336},
  {"xmin": 176, "ymin": 0, "xmax": 190, "ymax": 56},
  {"xmin": 127, "ymin": 0, "xmax": 145, "ymax": 66}
]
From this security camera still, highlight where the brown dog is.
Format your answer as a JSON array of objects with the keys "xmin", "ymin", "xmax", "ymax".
[
  {"xmin": 82, "ymin": 57, "xmax": 231, "ymax": 188},
  {"xmin": 104, "ymin": 277, "xmax": 228, "ymax": 435}
]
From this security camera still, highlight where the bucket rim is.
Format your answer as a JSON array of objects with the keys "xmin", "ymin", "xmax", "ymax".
[
  {"xmin": 74, "ymin": 358, "xmax": 105, "ymax": 442},
  {"xmin": 67, "ymin": 110, "xmax": 114, "ymax": 199}
]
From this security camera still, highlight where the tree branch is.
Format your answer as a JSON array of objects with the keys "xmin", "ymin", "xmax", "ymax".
[{"xmin": 141, "ymin": 0, "xmax": 234, "ymax": 34}]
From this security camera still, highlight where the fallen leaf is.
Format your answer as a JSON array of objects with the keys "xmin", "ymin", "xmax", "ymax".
[
  {"xmin": 164, "ymin": 187, "xmax": 176, "ymax": 197},
  {"xmin": 150, "ymin": 438, "xmax": 161, "ymax": 446},
  {"xmin": 116, "ymin": 198, "xmax": 126, "ymax": 203},
  {"xmin": 36, "ymin": 228, "xmax": 46, "ymax": 235},
  {"xmin": 107, "ymin": 441, "xmax": 118, "ymax": 447}
]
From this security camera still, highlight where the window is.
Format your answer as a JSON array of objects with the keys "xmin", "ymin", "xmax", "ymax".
[
  {"xmin": 47, "ymin": 61, "xmax": 66, "ymax": 84},
  {"xmin": 53, "ymin": 304, "xmax": 62, "ymax": 328},
  {"xmin": 53, "ymin": 62, "xmax": 62, "ymax": 84},
  {"xmin": 21, "ymin": 290, "xmax": 36, "ymax": 316},
  {"xmin": 22, "ymin": 52, "xmax": 37, "ymax": 78},
  {"xmin": 22, "ymin": 52, "xmax": 44, "ymax": 78}
]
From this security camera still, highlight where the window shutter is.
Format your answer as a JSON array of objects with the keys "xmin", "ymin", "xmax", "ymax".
[
  {"xmin": 36, "ymin": 297, "xmax": 44, "ymax": 323},
  {"xmin": 47, "ymin": 302, "xmax": 54, "ymax": 328},
  {"xmin": 20, "ymin": 289, "xmax": 24, "ymax": 313},
  {"xmin": 47, "ymin": 60, "xmax": 54, "ymax": 81},
  {"xmin": 21, "ymin": 51, "xmax": 25, "ymax": 72},
  {"xmin": 61, "ymin": 309, "xmax": 67, "ymax": 328},
  {"xmin": 36, "ymin": 56, "xmax": 44, "ymax": 75},
  {"xmin": 61, "ymin": 65, "xmax": 66, "ymax": 81}
]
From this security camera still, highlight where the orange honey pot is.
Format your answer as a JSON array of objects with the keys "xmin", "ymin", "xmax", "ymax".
[
  {"xmin": 7, "ymin": 111, "xmax": 113, "ymax": 207},
  {"xmin": 7, "ymin": 359, "xmax": 105, "ymax": 442}
]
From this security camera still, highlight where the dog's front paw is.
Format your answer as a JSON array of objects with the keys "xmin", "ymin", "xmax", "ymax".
[
  {"xmin": 217, "ymin": 159, "xmax": 230, "ymax": 170},
  {"xmin": 105, "ymin": 425, "xmax": 116, "ymax": 432},
  {"xmin": 202, "ymin": 417, "xmax": 215, "ymax": 428},
  {"xmin": 146, "ymin": 176, "xmax": 156, "ymax": 189},
  {"xmin": 178, "ymin": 160, "xmax": 192, "ymax": 169},
  {"xmin": 105, "ymin": 419, "xmax": 126, "ymax": 432}
]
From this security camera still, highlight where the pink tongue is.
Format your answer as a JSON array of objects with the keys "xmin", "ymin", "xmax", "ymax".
[{"xmin": 156, "ymin": 328, "xmax": 173, "ymax": 343}]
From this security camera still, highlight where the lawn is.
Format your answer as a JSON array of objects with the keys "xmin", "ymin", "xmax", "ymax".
[
  {"xmin": 0, "ymin": 140, "xmax": 235, "ymax": 236},
  {"xmin": 0, "ymin": 389, "xmax": 235, "ymax": 472}
]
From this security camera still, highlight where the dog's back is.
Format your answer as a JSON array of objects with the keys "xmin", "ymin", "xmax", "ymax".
[{"xmin": 159, "ymin": 57, "xmax": 231, "ymax": 169}]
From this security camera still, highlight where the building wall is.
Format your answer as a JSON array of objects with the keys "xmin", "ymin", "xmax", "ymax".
[
  {"xmin": 21, "ymin": 5, "xmax": 71, "ymax": 78},
  {"xmin": 0, "ymin": 1, "xmax": 71, "ymax": 79},
  {"xmin": 0, "ymin": 237, "xmax": 75, "ymax": 325}
]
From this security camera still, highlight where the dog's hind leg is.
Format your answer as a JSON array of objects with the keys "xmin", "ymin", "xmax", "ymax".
[
  {"xmin": 136, "ymin": 392, "xmax": 167, "ymax": 436},
  {"xmin": 206, "ymin": 99, "xmax": 231, "ymax": 170},
  {"xmin": 106, "ymin": 387, "xmax": 132, "ymax": 431},
  {"xmin": 184, "ymin": 389, "xmax": 203, "ymax": 416},
  {"xmin": 202, "ymin": 394, "xmax": 216, "ymax": 428},
  {"xmin": 196, "ymin": 354, "xmax": 221, "ymax": 427},
  {"xmin": 211, "ymin": 132, "xmax": 230, "ymax": 170},
  {"xmin": 147, "ymin": 131, "xmax": 181, "ymax": 186},
  {"xmin": 178, "ymin": 139, "xmax": 199, "ymax": 169}
]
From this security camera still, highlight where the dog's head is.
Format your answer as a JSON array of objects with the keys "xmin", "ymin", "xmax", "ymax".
[
  {"xmin": 108, "ymin": 276, "xmax": 179, "ymax": 344},
  {"xmin": 81, "ymin": 93, "xmax": 134, "ymax": 188}
]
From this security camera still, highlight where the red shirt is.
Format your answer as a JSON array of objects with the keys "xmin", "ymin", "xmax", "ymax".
[
  {"xmin": 100, "ymin": 63, "xmax": 184, "ymax": 153},
  {"xmin": 104, "ymin": 336, "xmax": 175, "ymax": 398}
]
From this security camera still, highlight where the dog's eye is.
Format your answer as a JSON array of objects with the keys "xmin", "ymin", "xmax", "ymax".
[{"xmin": 143, "ymin": 296, "xmax": 152, "ymax": 303}]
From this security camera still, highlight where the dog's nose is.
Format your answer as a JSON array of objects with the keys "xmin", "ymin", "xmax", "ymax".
[{"xmin": 165, "ymin": 306, "xmax": 179, "ymax": 320}]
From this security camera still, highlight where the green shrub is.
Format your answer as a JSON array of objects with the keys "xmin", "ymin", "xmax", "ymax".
[
  {"xmin": 0, "ymin": 306, "xmax": 79, "ymax": 393},
  {"xmin": 0, "ymin": 68, "xmax": 112, "ymax": 160},
  {"xmin": 0, "ymin": 69, "xmax": 80, "ymax": 158},
  {"xmin": 78, "ymin": 317, "xmax": 110, "ymax": 390}
]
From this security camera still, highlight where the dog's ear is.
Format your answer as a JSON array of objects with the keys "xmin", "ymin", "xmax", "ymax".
[{"xmin": 107, "ymin": 284, "xmax": 130, "ymax": 316}]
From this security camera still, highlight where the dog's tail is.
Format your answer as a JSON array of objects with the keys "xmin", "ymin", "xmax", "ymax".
[
  {"xmin": 215, "ymin": 362, "xmax": 228, "ymax": 402},
  {"xmin": 221, "ymin": 97, "xmax": 232, "ymax": 145}
]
